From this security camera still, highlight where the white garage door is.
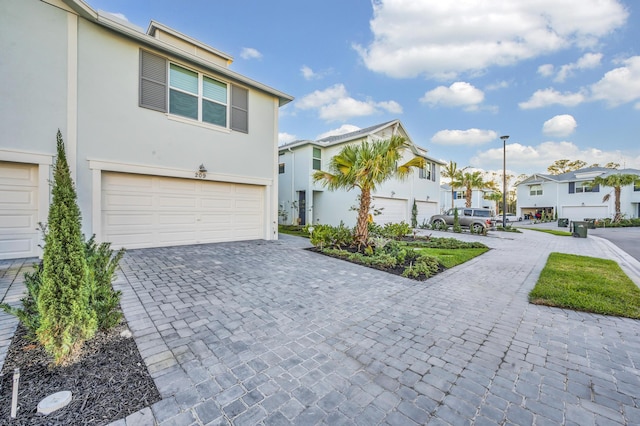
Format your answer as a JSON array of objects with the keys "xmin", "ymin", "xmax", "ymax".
[
  {"xmin": 102, "ymin": 172, "xmax": 264, "ymax": 249},
  {"xmin": 372, "ymin": 197, "xmax": 408, "ymax": 225},
  {"xmin": 416, "ymin": 201, "xmax": 438, "ymax": 227},
  {"xmin": 0, "ymin": 161, "xmax": 39, "ymax": 259},
  {"xmin": 561, "ymin": 206, "xmax": 608, "ymax": 221}
]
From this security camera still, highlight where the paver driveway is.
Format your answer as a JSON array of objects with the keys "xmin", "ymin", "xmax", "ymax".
[{"xmin": 104, "ymin": 230, "xmax": 640, "ymax": 425}]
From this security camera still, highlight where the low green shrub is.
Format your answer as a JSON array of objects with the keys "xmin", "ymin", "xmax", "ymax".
[
  {"xmin": 402, "ymin": 255, "xmax": 440, "ymax": 279},
  {"xmin": 85, "ymin": 236, "xmax": 125, "ymax": 331},
  {"xmin": 309, "ymin": 222, "xmax": 353, "ymax": 249},
  {"xmin": 381, "ymin": 221, "xmax": 412, "ymax": 239},
  {"xmin": 1, "ymin": 235, "xmax": 125, "ymax": 342}
]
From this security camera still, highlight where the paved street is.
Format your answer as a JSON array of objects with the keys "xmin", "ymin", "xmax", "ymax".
[
  {"xmin": 589, "ymin": 226, "xmax": 640, "ymax": 263},
  {"xmin": 2, "ymin": 228, "xmax": 640, "ymax": 425}
]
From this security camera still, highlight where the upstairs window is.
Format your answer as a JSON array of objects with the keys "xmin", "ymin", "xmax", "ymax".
[
  {"xmin": 530, "ymin": 184, "xmax": 543, "ymax": 196},
  {"xmin": 313, "ymin": 147, "xmax": 322, "ymax": 170},
  {"xmin": 279, "ymin": 163, "xmax": 285, "ymax": 174},
  {"xmin": 569, "ymin": 181, "xmax": 599, "ymax": 193},
  {"xmin": 140, "ymin": 50, "xmax": 248, "ymax": 132},
  {"xmin": 169, "ymin": 64, "xmax": 227, "ymax": 127},
  {"xmin": 635, "ymin": 181, "xmax": 640, "ymax": 192},
  {"xmin": 419, "ymin": 161, "xmax": 435, "ymax": 181}
]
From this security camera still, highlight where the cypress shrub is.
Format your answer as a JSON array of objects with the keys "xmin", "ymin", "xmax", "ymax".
[{"xmin": 36, "ymin": 130, "xmax": 97, "ymax": 365}]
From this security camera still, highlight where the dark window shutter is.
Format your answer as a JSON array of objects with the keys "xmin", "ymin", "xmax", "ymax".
[
  {"xmin": 231, "ymin": 85, "xmax": 248, "ymax": 133},
  {"xmin": 431, "ymin": 163, "xmax": 436, "ymax": 181},
  {"xmin": 592, "ymin": 184, "xmax": 599, "ymax": 192},
  {"xmin": 139, "ymin": 50, "xmax": 167, "ymax": 112},
  {"xmin": 569, "ymin": 182, "xmax": 575, "ymax": 193}
]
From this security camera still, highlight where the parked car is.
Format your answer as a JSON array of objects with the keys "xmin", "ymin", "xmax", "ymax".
[
  {"xmin": 429, "ymin": 207, "xmax": 495, "ymax": 232},
  {"xmin": 493, "ymin": 213, "xmax": 522, "ymax": 222}
]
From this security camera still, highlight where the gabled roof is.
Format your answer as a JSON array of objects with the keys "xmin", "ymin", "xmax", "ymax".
[
  {"xmin": 61, "ymin": 0, "xmax": 293, "ymax": 106},
  {"xmin": 516, "ymin": 167, "xmax": 640, "ymax": 186},
  {"xmin": 279, "ymin": 120, "xmax": 445, "ymax": 164},
  {"xmin": 316, "ymin": 120, "xmax": 399, "ymax": 145}
]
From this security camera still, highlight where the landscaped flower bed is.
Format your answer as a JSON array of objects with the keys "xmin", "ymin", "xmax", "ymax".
[{"xmin": 306, "ymin": 222, "xmax": 488, "ymax": 281}]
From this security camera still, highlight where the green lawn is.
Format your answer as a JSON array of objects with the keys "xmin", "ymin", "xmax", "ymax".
[
  {"xmin": 414, "ymin": 247, "xmax": 488, "ymax": 269},
  {"xmin": 278, "ymin": 225, "xmax": 309, "ymax": 238},
  {"xmin": 525, "ymin": 228, "xmax": 572, "ymax": 237},
  {"xmin": 529, "ymin": 252, "xmax": 640, "ymax": 319}
]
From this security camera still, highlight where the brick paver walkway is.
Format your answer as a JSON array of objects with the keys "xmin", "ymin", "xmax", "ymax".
[{"xmin": 2, "ymin": 228, "xmax": 640, "ymax": 425}]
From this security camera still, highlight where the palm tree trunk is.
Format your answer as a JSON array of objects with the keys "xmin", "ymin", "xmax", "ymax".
[
  {"xmin": 451, "ymin": 188, "xmax": 455, "ymax": 209},
  {"xmin": 356, "ymin": 189, "xmax": 371, "ymax": 246},
  {"xmin": 465, "ymin": 188, "xmax": 472, "ymax": 208}
]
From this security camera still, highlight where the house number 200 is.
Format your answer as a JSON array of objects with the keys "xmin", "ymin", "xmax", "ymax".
[{"xmin": 195, "ymin": 172, "xmax": 207, "ymax": 179}]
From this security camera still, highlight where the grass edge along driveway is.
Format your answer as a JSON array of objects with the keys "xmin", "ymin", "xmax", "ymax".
[{"xmin": 529, "ymin": 252, "xmax": 640, "ymax": 319}]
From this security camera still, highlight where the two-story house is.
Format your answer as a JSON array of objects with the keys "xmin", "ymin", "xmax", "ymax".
[
  {"xmin": 516, "ymin": 167, "xmax": 640, "ymax": 221},
  {"xmin": 278, "ymin": 120, "xmax": 443, "ymax": 227},
  {"xmin": 0, "ymin": 0, "xmax": 293, "ymax": 260}
]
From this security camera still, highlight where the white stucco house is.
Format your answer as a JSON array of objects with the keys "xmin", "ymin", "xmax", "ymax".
[
  {"xmin": 516, "ymin": 167, "xmax": 640, "ymax": 221},
  {"xmin": 0, "ymin": 0, "xmax": 293, "ymax": 260},
  {"xmin": 440, "ymin": 185, "xmax": 497, "ymax": 213},
  {"xmin": 277, "ymin": 120, "xmax": 444, "ymax": 227}
]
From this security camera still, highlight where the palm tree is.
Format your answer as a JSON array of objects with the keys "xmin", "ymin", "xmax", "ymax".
[
  {"xmin": 313, "ymin": 135, "xmax": 424, "ymax": 247},
  {"xmin": 460, "ymin": 170, "xmax": 486, "ymax": 208},
  {"xmin": 484, "ymin": 191, "xmax": 503, "ymax": 214},
  {"xmin": 441, "ymin": 161, "xmax": 464, "ymax": 209},
  {"xmin": 593, "ymin": 173, "xmax": 640, "ymax": 222}
]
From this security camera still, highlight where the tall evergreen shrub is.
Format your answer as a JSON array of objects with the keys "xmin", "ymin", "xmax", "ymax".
[{"xmin": 37, "ymin": 130, "xmax": 97, "ymax": 365}]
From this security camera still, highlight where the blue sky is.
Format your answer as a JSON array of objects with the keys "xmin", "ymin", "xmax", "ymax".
[{"xmin": 89, "ymin": 0, "xmax": 640, "ymax": 177}]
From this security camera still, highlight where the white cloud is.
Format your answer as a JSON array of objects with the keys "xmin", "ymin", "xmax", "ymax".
[
  {"xmin": 485, "ymin": 80, "xmax": 510, "ymax": 91},
  {"xmin": 355, "ymin": 0, "xmax": 627, "ymax": 79},
  {"xmin": 420, "ymin": 82, "xmax": 484, "ymax": 111},
  {"xmin": 240, "ymin": 47, "xmax": 262, "ymax": 60},
  {"xmin": 317, "ymin": 125, "xmax": 361, "ymax": 140},
  {"xmin": 431, "ymin": 129, "xmax": 498, "ymax": 146},
  {"xmin": 301, "ymin": 66, "xmax": 317, "ymax": 80},
  {"xmin": 470, "ymin": 140, "xmax": 639, "ymax": 174},
  {"xmin": 519, "ymin": 88, "xmax": 586, "ymax": 109},
  {"xmin": 589, "ymin": 56, "xmax": 640, "ymax": 107},
  {"xmin": 538, "ymin": 64, "xmax": 555, "ymax": 77},
  {"xmin": 296, "ymin": 84, "xmax": 403, "ymax": 121},
  {"xmin": 555, "ymin": 52, "xmax": 603, "ymax": 82},
  {"xmin": 542, "ymin": 114, "xmax": 577, "ymax": 137},
  {"xmin": 278, "ymin": 132, "xmax": 297, "ymax": 145}
]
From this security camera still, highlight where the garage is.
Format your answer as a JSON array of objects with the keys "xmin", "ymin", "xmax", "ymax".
[
  {"xmin": 372, "ymin": 196, "xmax": 408, "ymax": 225},
  {"xmin": 102, "ymin": 172, "xmax": 264, "ymax": 249},
  {"xmin": 416, "ymin": 200, "xmax": 438, "ymax": 227},
  {"xmin": 0, "ymin": 161, "xmax": 40, "ymax": 259},
  {"xmin": 561, "ymin": 206, "xmax": 608, "ymax": 221}
]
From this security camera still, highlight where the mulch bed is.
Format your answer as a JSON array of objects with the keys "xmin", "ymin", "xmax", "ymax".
[
  {"xmin": 0, "ymin": 320, "xmax": 160, "ymax": 425},
  {"xmin": 307, "ymin": 246, "xmax": 446, "ymax": 280}
]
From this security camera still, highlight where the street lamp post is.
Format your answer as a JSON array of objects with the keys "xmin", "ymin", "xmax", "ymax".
[{"xmin": 500, "ymin": 135, "xmax": 509, "ymax": 228}]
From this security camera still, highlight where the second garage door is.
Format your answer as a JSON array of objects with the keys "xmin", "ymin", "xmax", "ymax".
[
  {"xmin": 102, "ymin": 172, "xmax": 264, "ymax": 249},
  {"xmin": 372, "ymin": 197, "xmax": 408, "ymax": 225}
]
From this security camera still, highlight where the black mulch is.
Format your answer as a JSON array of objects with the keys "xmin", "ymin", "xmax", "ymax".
[
  {"xmin": 0, "ymin": 321, "xmax": 160, "ymax": 425},
  {"xmin": 306, "ymin": 247, "xmax": 446, "ymax": 280}
]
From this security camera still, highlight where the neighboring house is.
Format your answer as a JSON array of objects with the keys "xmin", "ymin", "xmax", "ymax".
[
  {"xmin": 516, "ymin": 167, "xmax": 640, "ymax": 221},
  {"xmin": 278, "ymin": 120, "xmax": 444, "ymax": 227},
  {"xmin": 0, "ymin": 0, "xmax": 292, "ymax": 260},
  {"xmin": 440, "ymin": 184, "xmax": 496, "ymax": 212}
]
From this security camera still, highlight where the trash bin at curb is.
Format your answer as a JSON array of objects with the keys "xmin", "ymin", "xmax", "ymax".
[
  {"xmin": 558, "ymin": 218, "xmax": 569, "ymax": 227},
  {"xmin": 572, "ymin": 221, "xmax": 588, "ymax": 238}
]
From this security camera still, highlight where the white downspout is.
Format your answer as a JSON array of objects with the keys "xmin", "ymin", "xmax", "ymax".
[{"xmin": 288, "ymin": 147, "xmax": 295, "ymax": 224}]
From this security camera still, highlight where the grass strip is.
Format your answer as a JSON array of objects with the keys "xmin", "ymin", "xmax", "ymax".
[
  {"xmin": 529, "ymin": 252, "xmax": 640, "ymax": 319},
  {"xmin": 525, "ymin": 228, "xmax": 573, "ymax": 236},
  {"xmin": 413, "ymin": 247, "xmax": 488, "ymax": 269}
]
